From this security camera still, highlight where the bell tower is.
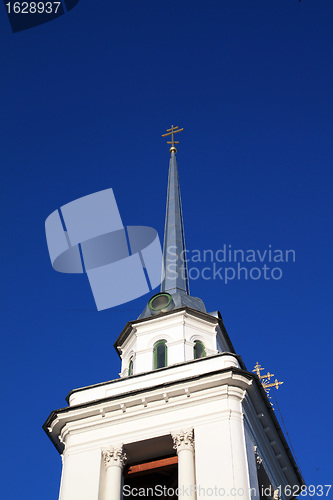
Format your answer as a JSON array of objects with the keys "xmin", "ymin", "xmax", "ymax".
[
  {"xmin": 44, "ymin": 128, "xmax": 304, "ymax": 500},
  {"xmin": 116, "ymin": 126, "xmax": 230, "ymax": 380}
]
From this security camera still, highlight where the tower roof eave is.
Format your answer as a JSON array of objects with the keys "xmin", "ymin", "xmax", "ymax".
[{"xmin": 114, "ymin": 306, "xmax": 235, "ymax": 355}]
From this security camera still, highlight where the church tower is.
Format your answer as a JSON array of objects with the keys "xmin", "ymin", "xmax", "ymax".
[{"xmin": 44, "ymin": 127, "xmax": 304, "ymax": 500}]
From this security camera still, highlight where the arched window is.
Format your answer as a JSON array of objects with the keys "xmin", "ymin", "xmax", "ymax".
[
  {"xmin": 128, "ymin": 358, "xmax": 134, "ymax": 376},
  {"xmin": 194, "ymin": 340, "xmax": 206, "ymax": 359},
  {"xmin": 153, "ymin": 340, "xmax": 167, "ymax": 369}
]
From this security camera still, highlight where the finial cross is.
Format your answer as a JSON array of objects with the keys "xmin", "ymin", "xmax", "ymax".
[
  {"xmin": 253, "ymin": 362, "xmax": 283, "ymax": 407},
  {"xmin": 162, "ymin": 125, "xmax": 184, "ymax": 152}
]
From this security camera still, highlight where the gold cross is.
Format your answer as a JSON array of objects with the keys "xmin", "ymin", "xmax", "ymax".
[
  {"xmin": 253, "ymin": 362, "xmax": 283, "ymax": 406},
  {"xmin": 162, "ymin": 125, "xmax": 184, "ymax": 153}
]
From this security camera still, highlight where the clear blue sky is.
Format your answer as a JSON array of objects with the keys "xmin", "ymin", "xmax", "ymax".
[{"xmin": 1, "ymin": 1, "xmax": 332, "ymax": 498}]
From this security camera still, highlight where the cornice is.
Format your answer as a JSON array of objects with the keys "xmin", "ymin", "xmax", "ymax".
[
  {"xmin": 43, "ymin": 366, "xmax": 252, "ymax": 452},
  {"xmin": 43, "ymin": 364, "xmax": 305, "ymax": 492},
  {"xmin": 65, "ymin": 351, "xmax": 243, "ymax": 404},
  {"xmin": 43, "ymin": 364, "xmax": 304, "ymax": 491}
]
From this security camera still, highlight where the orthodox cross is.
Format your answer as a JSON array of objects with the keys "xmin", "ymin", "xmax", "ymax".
[
  {"xmin": 253, "ymin": 362, "xmax": 283, "ymax": 405},
  {"xmin": 162, "ymin": 125, "xmax": 184, "ymax": 152}
]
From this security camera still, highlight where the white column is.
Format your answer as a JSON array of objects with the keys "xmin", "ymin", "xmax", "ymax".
[
  {"xmin": 172, "ymin": 429, "xmax": 196, "ymax": 500},
  {"xmin": 102, "ymin": 445, "xmax": 126, "ymax": 500},
  {"xmin": 228, "ymin": 406, "xmax": 251, "ymax": 495}
]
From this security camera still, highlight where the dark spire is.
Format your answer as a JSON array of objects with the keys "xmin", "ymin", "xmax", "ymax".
[
  {"xmin": 161, "ymin": 148, "xmax": 190, "ymax": 294},
  {"xmin": 138, "ymin": 126, "xmax": 207, "ymax": 319}
]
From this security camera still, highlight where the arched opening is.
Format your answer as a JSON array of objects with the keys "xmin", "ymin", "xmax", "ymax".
[
  {"xmin": 194, "ymin": 340, "xmax": 206, "ymax": 359},
  {"xmin": 128, "ymin": 358, "xmax": 134, "ymax": 377},
  {"xmin": 153, "ymin": 340, "xmax": 167, "ymax": 369}
]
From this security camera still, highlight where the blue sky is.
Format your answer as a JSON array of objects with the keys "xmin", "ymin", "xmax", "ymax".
[{"xmin": 1, "ymin": 1, "xmax": 332, "ymax": 498}]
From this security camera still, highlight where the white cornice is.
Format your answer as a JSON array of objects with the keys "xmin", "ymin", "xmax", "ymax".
[{"xmin": 47, "ymin": 368, "xmax": 252, "ymax": 451}]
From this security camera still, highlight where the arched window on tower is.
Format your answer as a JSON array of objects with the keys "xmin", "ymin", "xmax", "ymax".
[
  {"xmin": 194, "ymin": 340, "xmax": 206, "ymax": 359},
  {"xmin": 153, "ymin": 340, "xmax": 167, "ymax": 369},
  {"xmin": 128, "ymin": 358, "xmax": 134, "ymax": 376}
]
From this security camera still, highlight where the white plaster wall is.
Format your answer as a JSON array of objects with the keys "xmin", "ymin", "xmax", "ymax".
[
  {"xmin": 118, "ymin": 310, "xmax": 222, "ymax": 376},
  {"xmin": 51, "ymin": 367, "xmax": 301, "ymax": 500},
  {"xmin": 216, "ymin": 324, "xmax": 232, "ymax": 352},
  {"xmin": 135, "ymin": 349, "xmax": 153, "ymax": 373},
  {"xmin": 195, "ymin": 419, "xmax": 233, "ymax": 492},
  {"xmin": 195, "ymin": 414, "xmax": 251, "ymax": 498},
  {"xmin": 58, "ymin": 375, "xmax": 251, "ymax": 499},
  {"xmin": 59, "ymin": 448, "xmax": 102, "ymax": 500},
  {"xmin": 65, "ymin": 394, "xmax": 229, "ymax": 452}
]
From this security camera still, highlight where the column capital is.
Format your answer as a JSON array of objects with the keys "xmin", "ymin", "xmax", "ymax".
[
  {"xmin": 172, "ymin": 428, "xmax": 195, "ymax": 453},
  {"xmin": 102, "ymin": 444, "xmax": 126, "ymax": 469}
]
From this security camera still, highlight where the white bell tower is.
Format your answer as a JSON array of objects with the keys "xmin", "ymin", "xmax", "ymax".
[{"xmin": 44, "ymin": 128, "xmax": 304, "ymax": 500}]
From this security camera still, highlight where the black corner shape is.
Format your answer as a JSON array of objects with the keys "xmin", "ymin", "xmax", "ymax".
[
  {"xmin": 63, "ymin": 0, "xmax": 79, "ymax": 11},
  {"xmin": 3, "ymin": 0, "xmax": 81, "ymax": 33}
]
